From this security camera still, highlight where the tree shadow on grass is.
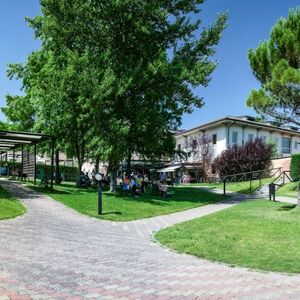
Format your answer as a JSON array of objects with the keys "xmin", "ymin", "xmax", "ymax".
[
  {"xmin": 104, "ymin": 192, "xmax": 170, "ymax": 206},
  {"xmin": 32, "ymin": 187, "xmax": 72, "ymax": 195},
  {"xmin": 101, "ymin": 211, "xmax": 123, "ymax": 215},
  {"xmin": 277, "ymin": 204, "xmax": 296, "ymax": 211},
  {"xmin": 103, "ymin": 187, "xmax": 227, "ymax": 206}
]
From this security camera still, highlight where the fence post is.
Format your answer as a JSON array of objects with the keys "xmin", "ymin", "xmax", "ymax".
[
  {"xmin": 269, "ymin": 183, "xmax": 276, "ymax": 202},
  {"xmin": 298, "ymin": 180, "xmax": 300, "ymax": 206},
  {"xmin": 259, "ymin": 172, "xmax": 262, "ymax": 187}
]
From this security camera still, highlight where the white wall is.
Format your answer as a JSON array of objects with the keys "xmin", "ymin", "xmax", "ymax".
[
  {"xmin": 205, "ymin": 126, "xmax": 226, "ymax": 156},
  {"xmin": 174, "ymin": 125, "xmax": 226, "ymax": 163},
  {"xmin": 270, "ymin": 132, "xmax": 282, "ymax": 155},
  {"xmin": 291, "ymin": 136, "xmax": 300, "ymax": 155},
  {"xmin": 175, "ymin": 123, "xmax": 300, "ymax": 164}
]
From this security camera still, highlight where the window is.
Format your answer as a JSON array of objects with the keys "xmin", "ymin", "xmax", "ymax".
[
  {"xmin": 212, "ymin": 134, "xmax": 217, "ymax": 145},
  {"xmin": 211, "ymin": 164, "xmax": 216, "ymax": 174},
  {"xmin": 232, "ymin": 132, "xmax": 238, "ymax": 145},
  {"xmin": 282, "ymin": 138, "xmax": 291, "ymax": 154},
  {"xmin": 177, "ymin": 144, "xmax": 181, "ymax": 151},
  {"xmin": 261, "ymin": 136, "xmax": 267, "ymax": 143},
  {"xmin": 295, "ymin": 141, "xmax": 298, "ymax": 150},
  {"xmin": 192, "ymin": 139, "xmax": 197, "ymax": 149},
  {"xmin": 248, "ymin": 134, "xmax": 253, "ymax": 142}
]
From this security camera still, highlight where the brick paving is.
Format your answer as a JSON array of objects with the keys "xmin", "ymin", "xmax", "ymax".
[{"xmin": 0, "ymin": 180, "xmax": 300, "ymax": 299}]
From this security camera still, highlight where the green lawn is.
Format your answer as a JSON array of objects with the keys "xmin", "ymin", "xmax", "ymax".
[
  {"xmin": 183, "ymin": 177, "xmax": 274, "ymax": 194},
  {"xmin": 277, "ymin": 181, "xmax": 299, "ymax": 198},
  {"xmin": 155, "ymin": 199, "xmax": 300, "ymax": 273},
  {"xmin": 28, "ymin": 182, "xmax": 228, "ymax": 221},
  {"xmin": 0, "ymin": 186, "xmax": 26, "ymax": 220}
]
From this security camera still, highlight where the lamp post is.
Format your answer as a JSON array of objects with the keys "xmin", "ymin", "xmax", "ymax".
[
  {"xmin": 298, "ymin": 179, "xmax": 300, "ymax": 206},
  {"xmin": 95, "ymin": 173, "xmax": 103, "ymax": 215}
]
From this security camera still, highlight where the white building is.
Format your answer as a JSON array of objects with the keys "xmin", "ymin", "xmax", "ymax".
[{"xmin": 174, "ymin": 115, "xmax": 300, "ymax": 164}]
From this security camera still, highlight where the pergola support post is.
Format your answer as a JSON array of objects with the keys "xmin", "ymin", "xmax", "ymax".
[
  {"xmin": 34, "ymin": 144, "xmax": 37, "ymax": 186},
  {"xmin": 13, "ymin": 148, "xmax": 15, "ymax": 170},
  {"xmin": 50, "ymin": 138, "xmax": 55, "ymax": 191},
  {"xmin": 21, "ymin": 145, "xmax": 24, "ymax": 181},
  {"xmin": 55, "ymin": 149, "xmax": 60, "ymax": 184}
]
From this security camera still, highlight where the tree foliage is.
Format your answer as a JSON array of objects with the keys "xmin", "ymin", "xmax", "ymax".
[
  {"xmin": 247, "ymin": 8, "xmax": 300, "ymax": 126},
  {"xmin": 214, "ymin": 138, "xmax": 273, "ymax": 177},
  {"xmin": 290, "ymin": 153, "xmax": 300, "ymax": 181},
  {"xmin": 186, "ymin": 134, "xmax": 214, "ymax": 180},
  {"xmin": 3, "ymin": 0, "xmax": 227, "ymax": 188}
]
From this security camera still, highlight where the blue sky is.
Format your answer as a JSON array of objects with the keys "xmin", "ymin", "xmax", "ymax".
[{"xmin": 0, "ymin": 0, "xmax": 299, "ymax": 129}]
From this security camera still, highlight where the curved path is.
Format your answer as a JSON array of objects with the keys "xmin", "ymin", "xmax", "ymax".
[{"xmin": 0, "ymin": 180, "xmax": 300, "ymax": 300}]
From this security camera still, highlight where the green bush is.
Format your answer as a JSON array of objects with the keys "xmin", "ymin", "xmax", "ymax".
[
  {"xmin": 290, "ymin": 154, "xmax": 300, "ymax": 181},
  {"xmin": 3, "ymin": 161, "xmax": 78, "ymax": 182}
]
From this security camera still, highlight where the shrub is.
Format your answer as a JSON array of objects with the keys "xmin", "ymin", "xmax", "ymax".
[
  {"xmin": 290, "ymin": 154, "xmax": 300, "ymax": 181},
  {"xmin": 4, "ymin": 161, "xmax": 78, "ymax": 182},
  {"xmin": 214, "ymin": 138, "xmax": 273, "ymax": 177}
]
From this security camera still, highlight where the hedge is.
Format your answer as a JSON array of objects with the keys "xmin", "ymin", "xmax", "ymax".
[
  {"xmin": 214, "ymin": 138, "xmax": 273, "ymax": 177},
  {"xmin": 3, "ymin": 161, "xmax": 78, "ymax": 182},
  {"xmin": 290, "ymin": 154, "xmax": 300, "ymax": 181}
]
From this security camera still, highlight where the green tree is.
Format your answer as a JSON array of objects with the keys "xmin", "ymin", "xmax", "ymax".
[
  {"xmin": 247, "ymin": 8, "xmax": 300, "ymax": 126},
  {"xmin": 4, "ymin": 0, "xmax": 227, "ymax": 190}
]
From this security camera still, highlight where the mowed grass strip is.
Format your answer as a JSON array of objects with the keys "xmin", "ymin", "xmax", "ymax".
[
  {"xmin": 29, "ymin": 183, "xmax": 227, "ymax": 221},
  {"xmin": 0, "ymin": 185, "xmax": 26, "ymax": 220},
  {"xmin": 155, "ymin": 200, "xmax": 300, "ymax": 273},
  {"xmin": 277, "ymin": 181, "xmax": 299, "ymax": 198}
]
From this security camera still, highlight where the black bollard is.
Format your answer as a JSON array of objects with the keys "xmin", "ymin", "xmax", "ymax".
[{"xmin": 98, "ymin": 180, "xmax": 103, "ymax": 215}]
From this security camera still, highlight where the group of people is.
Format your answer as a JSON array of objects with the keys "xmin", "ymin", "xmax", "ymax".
[
  {"xmin": 121, "ymin": 172, "xmax": 149, "ymax": 196},
  {"xmin": 159, "ymin": 171, "xmax": 191, "ymax": 185},
  {"xmin": 79, "ymin": 171, "xmax": 91, "ymax": 187}
]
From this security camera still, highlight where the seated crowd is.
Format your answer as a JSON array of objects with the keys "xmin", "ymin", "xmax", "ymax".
[{"xmin": 120, "ymin": 173, "xmax": 149, "ymax": 197}]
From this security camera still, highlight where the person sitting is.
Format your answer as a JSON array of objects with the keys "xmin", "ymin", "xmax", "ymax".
[
  {"xmin": 156, "ymin": 181, "xmax": 172, "ymax": 197},
  {"xmin": 80, "ymin": 172, "xmax": 91, "ymax": 187},
  {"xmin": 121, "ymin": 182, "xmax": 129, "ymax": 194},
  {"xmin": 129, "ymin": 176, "xmax": 141, "ymax": 197},
  {"xmin": 141, "ymin": 174, "xmax": 149, "ymax": 193}
]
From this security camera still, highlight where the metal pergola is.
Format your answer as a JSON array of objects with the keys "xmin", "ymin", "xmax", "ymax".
[{"xmin": 0, "ymin": 130, "xmax": 54, "ymax": 190}]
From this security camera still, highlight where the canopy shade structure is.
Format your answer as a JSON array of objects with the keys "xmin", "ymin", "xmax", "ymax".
[
  {"xmin": 0, "ymin": 130, "xmax": 54, "ymax": 190},
  {"xmin": 157, "ymin": 165, "xmax": 181, "ymax": 173},
  {"xmin": 0, "ymin": 130, "xmax": 51, "ymax": 150}
]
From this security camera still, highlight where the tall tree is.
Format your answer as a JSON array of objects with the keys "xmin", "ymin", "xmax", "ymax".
[
  {"xmin": 3, "ymin": 0, "xmax": 227, "ymax": 190},
  {"xmin": 190, "ymin": 134, "xmax": 214, "ymax": 182},
  {"xmin": 247, "ymin": 8, "xmax": 300, "ymax": 126}
]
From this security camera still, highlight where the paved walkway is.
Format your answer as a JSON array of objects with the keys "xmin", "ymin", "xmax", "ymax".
[{"xmin": 1, "ymin": 181, "xmax": 300, "ymax": 300}]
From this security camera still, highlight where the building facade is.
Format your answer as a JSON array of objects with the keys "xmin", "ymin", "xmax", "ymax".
[{"xmin": 174, "ymin": 116, "xmax": 300, "ymax": 165}]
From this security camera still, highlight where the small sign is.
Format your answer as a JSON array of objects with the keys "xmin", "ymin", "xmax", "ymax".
[{"xmin": 95, "ymin": 173, "xmax": 103, "ymax": 181}]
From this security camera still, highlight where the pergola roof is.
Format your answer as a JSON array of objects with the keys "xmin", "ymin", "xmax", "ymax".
[{"xmin": 0, "ymin": 130, "xmax": 52, "ymax": 151}]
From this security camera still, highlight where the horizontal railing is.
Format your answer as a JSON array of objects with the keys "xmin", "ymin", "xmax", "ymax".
[{"xmin": 219, "ymin": 167, "xmax": 282, "ymax": 183}]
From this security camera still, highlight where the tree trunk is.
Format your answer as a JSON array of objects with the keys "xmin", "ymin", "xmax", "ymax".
[
  {"xmin": 126, "ymin": 152, "xmax": 131, "ymax": 175},
  {"xmin": 76, "ymin": 159, "xmax": 83, "ymax": 187},
  {"xmin": 55, "ymin": 149, "xmax": 60, "ymax": 184},
  {"xmin": 95, "ymin": 157, "xmax": 100, "ymax": 174},
  {"xmin": 110, "ymin": 169, "xmax": 117, "ymax": 192}
]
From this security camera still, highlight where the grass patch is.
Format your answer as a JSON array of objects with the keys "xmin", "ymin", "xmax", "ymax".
[
  {"xmin": 155, "ymin": 200, "xmax": 300, "ymax": 273},
  {"xmin": 27, "ymin": 182, "xmax": 227, "ymax": 221},
  {"xmin": 0, "ymin": 186, "xmax": 26, "ymax": 220},
  {"xmin": 183, "ymin": 177, "xmax": 274, "ymax": 194},
  {"xmin": 277, "ymin": 181, "xmax": 299, "ymax": 198}
]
